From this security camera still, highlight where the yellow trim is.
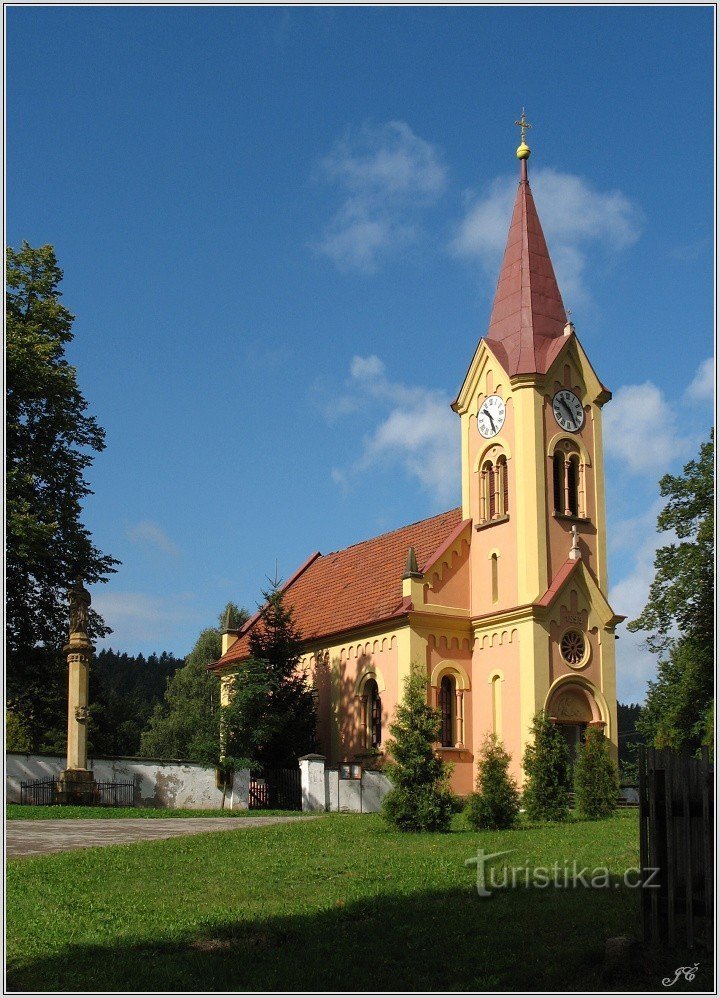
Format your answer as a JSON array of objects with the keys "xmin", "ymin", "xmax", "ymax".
[
  {"xmin": 546, "ymin": 431, "xmax": 592, "ymax": 466},
  {"xmin": 544, "ymin": 674, "xmax": 611, "ymax": 730},
  {"xmin": 473, "ymin": 437, "xmax": 513, "ymax": 471},
  {"xmin": 559, "ymin": 626, "xmax": 591, "ymax": 670},
  {"xmin": 430, "ymin": 659, "xmax": 471, "ymax": 691},
  {"xmin": 355, "ymin": 667, "xmax": 386, "ymax": 696}
]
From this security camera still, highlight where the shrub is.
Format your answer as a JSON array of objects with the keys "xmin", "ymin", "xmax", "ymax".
[
  {"xmin": 522, "ymin": 711, "xmax": 570, "ymax": 822},
  {"xmin": 466, "ymin": 733, "xmax": 520, "ymax": 830},
  {"xmin": 574, "ymin": 727, "xmax": 619, "ymax": 819},
  {"xmin": 381, "ymin": 664, "xmax": 456, "ymax": 832}
]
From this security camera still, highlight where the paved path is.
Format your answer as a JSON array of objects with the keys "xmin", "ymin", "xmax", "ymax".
[{"xmin": 6, "ymin": 815, "xmax": 313, "ymax": 858}]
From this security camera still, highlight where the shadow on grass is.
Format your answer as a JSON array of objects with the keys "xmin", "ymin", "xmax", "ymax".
[{"xmin": 7, "ymin": 879, "xmax": 712, "ymax": 992}]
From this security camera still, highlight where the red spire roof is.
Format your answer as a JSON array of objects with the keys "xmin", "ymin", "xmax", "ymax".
[{"xmin": 484, "ymin": 157, "xmax": 569, "ymax": 377}]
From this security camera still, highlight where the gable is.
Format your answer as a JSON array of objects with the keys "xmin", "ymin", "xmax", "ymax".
[{"xmin": 211, "ymin": 508, "xmax": 464, "ymax": 670}]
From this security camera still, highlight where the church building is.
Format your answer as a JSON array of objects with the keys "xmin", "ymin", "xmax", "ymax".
[{"xmin": 210, "ymin": 120, "xmax": 623, "ymax": 794}]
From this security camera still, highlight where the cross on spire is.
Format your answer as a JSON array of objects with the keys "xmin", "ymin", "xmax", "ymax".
[{"xmin": 515, "ymin": 108, "xmax": 532, "ymax": 144}]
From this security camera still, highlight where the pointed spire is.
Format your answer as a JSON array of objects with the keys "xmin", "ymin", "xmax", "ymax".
[
  {"xmin": 484, "ymin": 113, "xmax": 568, "ymax": 377},
  {"xmin": 403, "ymin": 546, "xmax": 422, "ymax": 580},
  {"xmin": 222, "ymin": 605, "xmax": 237, "ymax": 633}
]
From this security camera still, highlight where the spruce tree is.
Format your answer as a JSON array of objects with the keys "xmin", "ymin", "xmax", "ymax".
[
  {"xmin": 222, "ymin": 586, "xmax": 316, "ymax": 772},
  {"xmin": 573, "ymin": 727, "xmax": 619, "ymax": 819},
  {"xmin": 381, "ymin": 664, "xmax": 456, "ymax": 832},
  {"xmin": 522, "ymin": 711, "xmax": 570, "ymax": 822},
  {"xmin": 466, "ymin": 733, "xmax": 520, "ymax": 830}
]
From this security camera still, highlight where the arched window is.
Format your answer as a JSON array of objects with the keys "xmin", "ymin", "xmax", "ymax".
[
  {"xmin": 479, "ymin": 454, "xmax": 510, "ymax": 524},
  {"xmin": 497, "ymin": 455, "xmax": 509, "ymax": 515},
  {"xmin": 365, "ymin": 678, "xmax": 382, "ymax": 749},
  {"xmin": 491, "ymin": 553, "xmax": 499, "ymax": 604},
  {"xmin": 551, "ymin": 446, "xmax": 586, "ymax": 519},
  {"xmin": 567, "ymin": 456, "xmax": 579, "ymax": 517},
  {"xmin": 553, "ymin": 453, "xmax": 564, "ymax": 514},
  {"xmin": 439, "ymin": 675, "xmax": 455, "ymax": 747}
]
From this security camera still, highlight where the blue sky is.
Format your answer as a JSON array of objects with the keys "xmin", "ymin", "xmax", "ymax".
[{"xmin": 7, "ymin": 6, "xmax": 714, "ymax": 703}]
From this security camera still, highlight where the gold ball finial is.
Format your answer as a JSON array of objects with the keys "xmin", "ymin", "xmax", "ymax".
[{"xmin": 514, "ymin": 108, "xmax": 532, "ymax": 159}]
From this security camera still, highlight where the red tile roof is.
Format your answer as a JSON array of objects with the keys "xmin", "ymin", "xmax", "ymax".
[
  {"xmin": 211, "ymin": 508, "xmax": 464, "ymax": 670},
  {"xmin": 484, "ymin": 163, "xmax": 569, "ymax": 377},
  {"xmin": 537, "ymin": 558, "xmax": 581, "ymax": 608}
]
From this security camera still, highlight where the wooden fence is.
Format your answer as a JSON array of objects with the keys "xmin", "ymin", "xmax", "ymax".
[{"xmin": 638, "ymin": 746, "xmax": 713, "ymax": 949}]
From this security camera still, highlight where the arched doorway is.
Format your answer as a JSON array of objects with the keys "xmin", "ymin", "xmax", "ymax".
[{"xmin": 546, "ymin": 683, "xmax": 599, "ymax": 770}]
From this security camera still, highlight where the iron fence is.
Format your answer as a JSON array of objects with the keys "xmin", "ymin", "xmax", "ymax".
[
  {"xmin": 248, "ymin": 768, "xmax": 301, "ymax": 810},
  {"xmin": 19, "ymin": 779, "xmax": 135, "ymax": 807}
]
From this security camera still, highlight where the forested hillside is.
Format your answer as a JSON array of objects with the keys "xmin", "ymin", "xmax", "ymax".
[{"xmin": 87, "ymin": 649, "xmax": 184, "ymax": 757}]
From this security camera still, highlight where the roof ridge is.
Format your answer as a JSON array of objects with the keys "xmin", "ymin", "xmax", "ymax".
[{"xmin": 320, "ymin": 506, "xmax": 462, "ymax": 559}]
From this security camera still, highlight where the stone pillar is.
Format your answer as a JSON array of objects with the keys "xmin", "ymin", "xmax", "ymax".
[
  {"xmin": 230, "ymin": 768, "xmax": 250, "ymax": 810},
  {"xmin": 299, "ymin": 754, "xmax": 327, "ymax": 812},
  {"xmin": 60, "ymin": 580, "xmax": 95, "ymax": 791}
]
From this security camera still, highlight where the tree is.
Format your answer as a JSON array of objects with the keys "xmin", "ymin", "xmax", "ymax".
[
  {"xmin": 140, "ymin": 604, "xmax": 247, "ymax": 765},
  {"xmin": 381, "ymin": 665, "xmax": 456, "ymax": 832},
  {"xmin": 522, "ymin": 711, "xmax": 570, "ymax": 822},
  {"xmin": 88, "ymin": 649, "xmax": 183, "ymax": 757},
  {"xmin": 628, "ymin": 435, "xmax": 714, "ymax": 752},
  {"xmin": 222, "ymin": 587, "xmax": 316, "ymax": 772},
  {"xmin": 573, "ymin": 728, "xmax": 619, "ymax": 819},
  {"xmin": 466, "ymin": 733, "xmax": 520, "ymax": 830},
  {"xmin": 7, "ymin": 243, "xmax": 118, "ymax": 738}
]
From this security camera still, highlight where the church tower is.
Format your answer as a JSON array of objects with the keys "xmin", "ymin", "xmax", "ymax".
[
  {"xmin": 212, "ymin": 114, "xmax": 623, "ymax": 799},
  {"xmin": 452, "ymin": 113, "xmax": 622, "ymax": 778}
]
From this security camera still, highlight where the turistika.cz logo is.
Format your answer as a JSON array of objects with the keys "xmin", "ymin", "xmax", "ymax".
[{"xmin": 464, "ymin": 849, "xmax": 660, "ymax": 898}]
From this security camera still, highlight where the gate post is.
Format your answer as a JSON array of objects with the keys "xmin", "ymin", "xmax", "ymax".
[
  {"xmin": 299, "ymin": 754, "xmax": 326, "ymax": 811},
  {"xmin": 230, "ymin": 768, "xmax": 250, "ymax": 810}
]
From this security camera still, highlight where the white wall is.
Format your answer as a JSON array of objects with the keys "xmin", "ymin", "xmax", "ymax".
[
  {"xmin": 6, "ymin": 753, "xmax": 249, "ymax": 810},
  {"xmin": 300, "ymin": 758, "xmax": 392, "ymax": 813}
]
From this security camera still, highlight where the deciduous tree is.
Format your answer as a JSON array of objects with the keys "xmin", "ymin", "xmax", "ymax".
[
  {"xmin": 7, "ymin": 243, "xmax": 118, "ymax": 739},
  {"xmin": 629, "ymin": 434, "xmax": 714, "ymax": 752},
  {"xmin": 140, "ymin": 604, "xmax": 247, "ymax": 765}
]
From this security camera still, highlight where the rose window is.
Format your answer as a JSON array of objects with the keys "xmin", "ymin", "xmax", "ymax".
[{"xmin": 561, "ymin": 629, "xmax": 586, "ymax": 666}]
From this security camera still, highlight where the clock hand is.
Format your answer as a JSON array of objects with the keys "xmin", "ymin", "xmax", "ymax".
[
  {"xmin": 482, "ymin": 409, "xmax": 497, "ymax": 433},
  {"xmin": 560, "ymin": 399, "xmax": 574, "ymax": 421}
]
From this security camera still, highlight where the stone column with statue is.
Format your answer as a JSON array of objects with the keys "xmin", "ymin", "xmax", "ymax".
[{"xmin": 59, "ymin": 579, "xmax": 96, "ymax": 797}]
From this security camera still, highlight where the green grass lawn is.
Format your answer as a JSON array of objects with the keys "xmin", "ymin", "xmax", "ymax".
[
  {"xmin": 6, "ymin": 810, "xmax": 712, "ymax": 992},
  {"xmin": 7, "ymin": 804, "xmax": 299, "ymax": 820}
]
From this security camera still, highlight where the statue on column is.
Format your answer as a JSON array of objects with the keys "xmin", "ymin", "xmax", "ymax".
[
  {"xmin": 60, "ymin": 577, "xmax": 96, "ymax": 798},
  {"xmin": 68, "ymin": 578, "xmax": 91, "ymax": 638}
]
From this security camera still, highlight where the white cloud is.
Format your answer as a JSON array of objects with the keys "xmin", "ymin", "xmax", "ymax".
[
  {"xmin": 451, "ymin": 167, "xmax": 643, "ymax": 305},
  {"xmin": 604, "ymin": 381, "xmax": 693, "ymax": 475},
  {"xmin": 685, "ymin": 357, "xmax": 714, "ymax": 403},
  {"xmin": 315, "ymin": 121, "xmax": 446, "ymax": 273},
  {"xmin": 91, "ymin": 590, "xmax": 194, "ymax": 647},
  {"xmin": 329, "ymin": 355, "xmax": 459, "ymax": 503},
  {"xmin": 126, "ymin": 520, "xmax": 180, "ymax": 557}
]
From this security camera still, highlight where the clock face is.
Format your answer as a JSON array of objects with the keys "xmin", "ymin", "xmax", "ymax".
[
  {"xmin": 552, "ymin": 390, "xmax": 584, "ymax": 432},
  {"xmin": 477, "ymin": 395, "xmax": 506, "ymax": 439}
]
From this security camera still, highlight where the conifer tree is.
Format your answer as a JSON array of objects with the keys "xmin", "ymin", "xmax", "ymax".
[
  {"xmin": 573, "ymin": 727, "xmax": 619, "ymax": 819},
  {"xmin": 522, "ymin": 711, "xmax": 570, "ymax": 822},
  {"xmin": 381, "ymin": 664, "xmax": 456, "ymax": 832},
  {"xmin": 466, "ymin": 733, "xmax": 520, "ymax": 830},
  {"xmin": 222, "ymin": 586, "xmax": 316, "ymax": 772}
]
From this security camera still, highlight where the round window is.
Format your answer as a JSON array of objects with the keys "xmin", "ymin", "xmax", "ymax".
[{"xmin": 560, "ymin": 629, "xmax": 586, "ymax": 666}]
